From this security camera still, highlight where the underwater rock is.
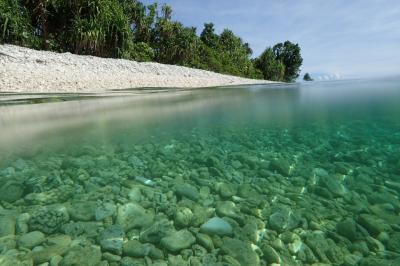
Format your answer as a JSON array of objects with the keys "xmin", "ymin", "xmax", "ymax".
[
  {"xmin": 358, "ymin": 214, "xmax": 391, "ymax": 236},
  {"xmin": 261, "ymin": 245, "xmax": 281, "ymax": 264},
  {"xmin": 47, "ymin": 234, "xmax": 72, "ymax": 247},
  {"xmin": 175, "ymin": 184, "xmax": 199, "ymax": 201},
  {"xmin": 0, "ymin": 179, "xmax": 24, "ymax": 203},
  {"xmin": 99, "ymin": 225, "xmax": 124, "ymax": 254},
  {"xmin": 319, "ymin": 176, "xmax": 347, "ymax": 197},
  {"xmin": 220, "ymin": 238, "xmax": 260, "ymax": 266},
  {"xmin": 123, "ymin": 240, "xmax": 153, "ymax": 258},
  {"xmin": 0, "ymin": 216, "xmax": 16, "ymax": 237},
  {"xmin": 195, "ymin": 233, "xmax": 214, "ymax": 251},
  {"xmin": 60, "ymin": 245, "xmax": 102, "ymax": 266},
  {"xmin": 29, "ymin": 205, "xmax": 69, "ymax": 234},
  {"xmin": 62, "ymin": 221, "xmax": 103, "ymax": 238},
  {"xmin": 270, "ymin": 158, "xmax": 291, "ymax": 176},
  {"xmin": 16, "ymin": 213, "xmax": 30, "ymax": 235},
  {"xmin": 200, "ymin": 217, "xmax": 233, "ymax": 236},
  {"xmin": 0, "ymin": 235, "xmax": 16, "ymax": 253},
  {"xmin": 216, "ymin": 182, "xmax": 237, "ymax": 199},
  {"xmin": 95, "ymin": 202, "xmax": 117, "ymax": 221},
  {"xmin": 336, "ymin": 218, "xmax": 358, "ymax": 241},
  {"xmin": 305, "ymin": 231, "xmax": 345, "ymax": 264},
  {"xmin": 68, "ymin": 201, "xmax": 97, "ymax": 221},
  {"xmin": 216, "ymin": 201, "xmax": 241, "ymax": 220},
  {"xmin": 268, "ymin": 208, "xmax": 300, "ymax": 232},
  {"xmin": 31, "ymin": 244, "xmax": 70, "ymax": 264},
  {"xmin": 116, "ymin": 203, "xmax": 154, "ymax": 231},
  {"xmin": 174, "ymin": 207, "xmax": 193, "ymax": 228},
  {"xmin": 134, "ymin": 176, "xmax": 156, "ymax": 187},
  {"xmin": 140, "ymin": 219, "xmax": 174, "ymax": 244},
  {"xmin": 387, "ymin": 232, "xmax": 400, "ymax": 252},
  {"xmin": 161, "ymin": 230, "xmax": 196, "ymax": 252},
  {"xmin": 18, "ymin": 231, "xmax": 45, "ymax": 249}
]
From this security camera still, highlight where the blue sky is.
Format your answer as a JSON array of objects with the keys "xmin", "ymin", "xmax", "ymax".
[{"xmin": 142, "ymin": 0, "xmax": 400, "ymax": 80}]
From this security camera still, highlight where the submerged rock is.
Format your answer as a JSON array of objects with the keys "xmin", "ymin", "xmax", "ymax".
[
  {"xmin": 175, "ymin": 184, "xmax": 199, "ymax": 201},
  {"xmin": 18, "ymin": 231, "xmax": 45, "ymax": 249},
  {"xmin": 99, "ymin": 225, "xmax": 124, "ymax": 254},
  {"xmin": 116, "ymin": 203, "xmax": 154, "ymax": 231},
  {"xmin": 220, "ymin": 238, "xmax": 260, "ymax": 266},
  {"xmin": 200, "ymin": 217, "xmax": 233, "ymax": 236},
  {"xmin": 123, "ymin": 240, "xmax": 153, "ymax": 257},
  {"xmin": 0, "ymin": 179, "xmax": 24, "ymax": 203},
  {"xmin": 60, "ymin": 245, "xmax": 102, "ymax": 266},
  {"xmin": 161, "ymin": 230, "xmax": 196, "ymax": 252},
  {"xmin": 29, "ymin": 205, "xmax": 69, "ymax": 234}
]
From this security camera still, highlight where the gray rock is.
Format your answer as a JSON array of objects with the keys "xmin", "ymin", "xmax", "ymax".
[
  {"xmin": 217, "ymin": 183, "xmax": 236, "ymax": 199},
  {"xmin": 0, "ymin": 235, "xmax": 16, "ymax": 253},
  {"xmin": 68, "ymin": 201, "xmax": 97, "ymax": 221},
  {"xmin": 358, "ymin": 214, "xmax": 391, "ymax": 236},
  {"xmin": 196, "ymin": 233, "xmax": 214, "ymax": 251},
  {"xmin": 47, "ymin": 234, "xmax": 71, "ymax": 247},
  {"xmin": 123, "ymin": 240, "xmax": 152, "ymax": 257},
  {"xmin": 319, "ymin": 176, "xmax": 347, "ymax": 197},
  {"xmin": 102, "ymin": 252, "xmax": 121, "ymax": 262},
  {"xmin": 0, "ymin": 179, "xmax": 24, "ymax": 203},
  {"xmin": 140, "ymin": 219, "xmax": 174, "ymax": 244},
  {"xmin": 270, "ymin": 158, "xmax": 291, "ymax": 176},
  {"xmin": 161, "ymin": 230, "xmax": 195, "ymax": 252},
  {"xmin": 32, "ymin": 244, "xmax": 70, "ymax": 264},
  {"xmin": 387, "ymin": 232, "xmax": 400, "ymax": 252},
  {"xmin": 18, "ymin": 231, "xmax": 46, "ymax": 249},
  {"xmin": 60, "ymin": 245, "xmax": 102, "ymax": 266},
  {"xmin": 174, "ymin": 207, "xmax": 193, "ymax": 228},
  {"xmin": 95, "ymin": 202, "xmax": 116, "ymax": 221},
  {"xmin": 116, "ymin": 203, "xmax": 154, "ymax": 231},
  {"xmin": 200, "ymin": 217, "xmax": 233, "ymax": 236},
  {"xmin": 0, "ymin": 216, "xmax": 15, "ymax": 237},
  {"xmin": 62, "ymin": 221, "xmax": 103, "ymax": 238},
  {"xmin": 269, "ymin": 208, "xmax": 300, "ymax": 232},
  {"xmin": 29, "ymin": 205, "xmax": 69, "ymax": 234},
  {"xmin": 16, "ymin": 213, "xmax": 30, "ymax": 234},
  {"xmin": 175, "ymin": 184, "xmax": 199, "ymax": 201},
  {"xmin": 220, "ymin": 238, "xmax": 260, "ymax": 266},
  {"xmin": 336, "ymin": 218, "xmax": 357, "ymax": 241},
  {"xmin": 99, "ymin": 225, "xmax": 124, "ymax": 254},
  {"xmin": 261, "ymin": 245, "xmax": 280, "ymax": 264}
]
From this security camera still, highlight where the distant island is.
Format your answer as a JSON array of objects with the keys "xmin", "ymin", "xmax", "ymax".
[
  {"xmin": 1, "ymin": 0, "xmax": 302, "ymax": 83},
  {"xmin": 303, "ymin": 73, "xmax": 314, "ymax": 81}
]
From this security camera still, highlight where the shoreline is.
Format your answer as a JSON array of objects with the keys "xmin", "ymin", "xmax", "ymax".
[{"xmin": 0, "ymin": 44, "xmax": 274, "ymax": 94}]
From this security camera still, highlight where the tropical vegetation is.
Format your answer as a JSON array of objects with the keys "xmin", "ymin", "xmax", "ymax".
[{"xmin": 0, "ymin": 0, "xmax": 303, "ymax": 82}]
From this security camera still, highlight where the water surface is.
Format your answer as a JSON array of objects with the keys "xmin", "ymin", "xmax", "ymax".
[{"xmin": 0, "ymin": 78, "xmax": 399, "ymax": 265}]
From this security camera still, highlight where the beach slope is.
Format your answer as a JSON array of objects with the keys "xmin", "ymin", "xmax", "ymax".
[{"xmin": 0, "ymin": 45, "xmax": 273, "ymax": 93}]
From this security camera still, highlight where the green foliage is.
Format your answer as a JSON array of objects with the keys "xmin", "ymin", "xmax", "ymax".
[
  {"xmin": 254, "ymin": 48, "xmax": 285, "ymax": 81},
  {"xmin": 273, "ymin": 41, "xmax": 303, "ymax": 82},
  {"xmin": 0, "ymin": 0, "xmax": 37, "ymax": 46},
  {"xmin": 303, "ymin": 73, "xmax": 313, "ymax": 81},
  {"xmin": 0, "ymin": 0, "xmax": 303, "ymax": 81}
]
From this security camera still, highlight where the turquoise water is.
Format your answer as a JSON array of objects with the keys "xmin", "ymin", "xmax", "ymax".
[{"xmin": 0, "ymin": 78, "xmax": 400, "ymax": 265}]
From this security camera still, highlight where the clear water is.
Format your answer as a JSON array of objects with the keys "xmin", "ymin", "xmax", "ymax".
[{"xmin": 0, "ymin": 78, "xmax": 399, "ymax": 265}]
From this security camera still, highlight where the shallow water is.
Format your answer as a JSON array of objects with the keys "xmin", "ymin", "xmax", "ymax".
[{"xmin": 0, "ymin": 78, "xmax": 400, "ymax": 265}]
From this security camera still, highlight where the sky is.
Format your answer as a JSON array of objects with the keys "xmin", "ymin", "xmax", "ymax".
[{"xmin": 142, "ymin": 0, "xmax": 400, "ymax": 80}]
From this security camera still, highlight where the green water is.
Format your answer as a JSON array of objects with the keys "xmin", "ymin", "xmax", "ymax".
[{"xmin": 0, "ymin": 78, "xmax": 400, "ymax": 265}]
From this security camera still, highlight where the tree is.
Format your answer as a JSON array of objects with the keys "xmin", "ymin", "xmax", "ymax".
[
  {"xmin": 0, "ymin": 0, "xmax": 36, "ymax": 46},
  {"xmin": 200, "ymin": 23, "xmax": 218, "ymax": 48},
  {"xmin": 303, "ymin": 73, "xmax": 313, "ymax": 81},
  {"xmin": 273, "ymin": 41, "xmax": 303, "ymax": 82},
  {"xmin": 254, "ymin": 48, "xmax": 285, "ymax": 81}
]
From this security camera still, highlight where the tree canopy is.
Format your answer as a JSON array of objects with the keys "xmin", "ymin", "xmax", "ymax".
[{"xmin": 0, "ymin": 0, "xmax": 302, "ymax": 82}]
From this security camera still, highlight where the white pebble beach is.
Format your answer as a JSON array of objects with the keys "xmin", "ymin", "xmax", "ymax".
[{"xmin": 0, "ymin": 44, "xmax": 273, "ymax": 93}]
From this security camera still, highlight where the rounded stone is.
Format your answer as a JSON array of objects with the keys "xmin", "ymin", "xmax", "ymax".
[
  {"xmin": 200, "ymin": 217, "xmax": 233, "ymax": 236},
  {"xmin": 18, "ymin": 231, "xmax": 46, "ymax": 249},
  {"xmin": 161, "ymin": 230, "xmax": 196, "ymax": 252},
  {"xmin": 174, "ymin": 207, "xmax": 193, "ymax": 228}
]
